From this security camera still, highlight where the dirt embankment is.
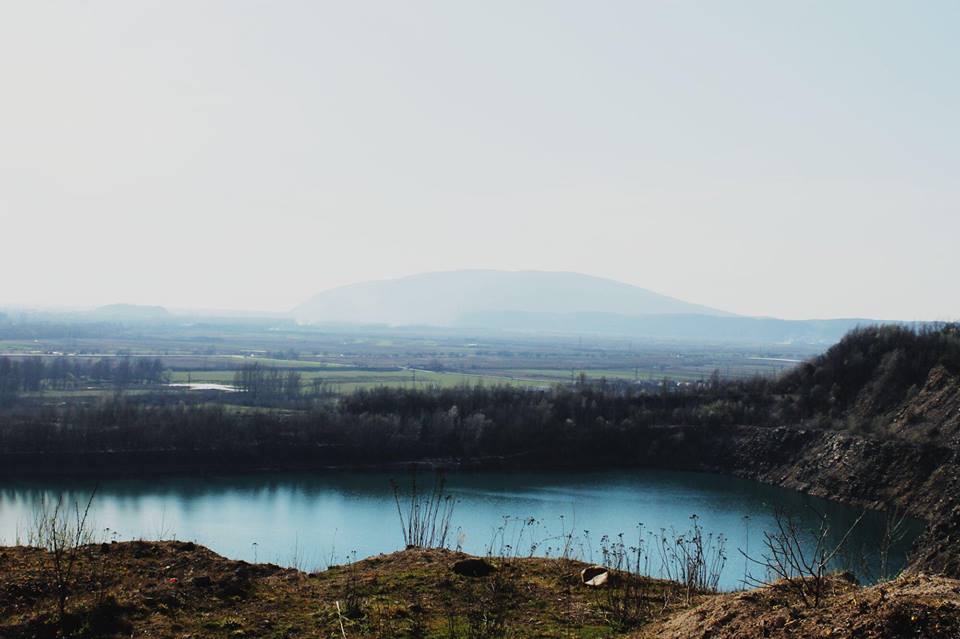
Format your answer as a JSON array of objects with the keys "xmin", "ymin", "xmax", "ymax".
[
  {"xmin": 0, "ymin": 541, "xmax": 689, "ymax": 639},
  {"xmin": 637, "ymin": 572, "xmax": 960, "ymax": 639},
  {"xmin": 3, "ymin": 542, "xmax": 960, "ymax": 639}
]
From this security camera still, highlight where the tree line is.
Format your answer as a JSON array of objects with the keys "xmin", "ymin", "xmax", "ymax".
[
  {"xmin": 0, "ymin": 356, "xmax": 166, "ymax": 403},
  {"xmin": 0, "ymin": 324, "xmax": 956, "ymax": 471}
]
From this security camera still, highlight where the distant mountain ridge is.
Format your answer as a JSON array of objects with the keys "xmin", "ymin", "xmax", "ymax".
[
  {"xmin": 293, "ymin": 270, "xmax": 924, "ymax": 344},
  {"xmin": 293, "ymin": 270, "xmax": 733, "ymax": 326},
  {"xmin": 456, "ymin": 310, "xmax": 894, "ymax": 344}
]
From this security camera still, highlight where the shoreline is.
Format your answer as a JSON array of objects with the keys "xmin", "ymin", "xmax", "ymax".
[{"xmin": 0, "ymin": 423, "xmax": 952, "ymax": 575}]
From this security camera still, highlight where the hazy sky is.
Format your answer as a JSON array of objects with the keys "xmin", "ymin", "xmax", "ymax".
[{"xmin": 1, "ymin": 1, "xmax": 957, "ymax": 320}]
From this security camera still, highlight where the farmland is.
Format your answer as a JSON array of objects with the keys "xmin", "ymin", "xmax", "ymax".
[{"xmin": 0, "ymin": 315, "xmax": 819, "ymax": 403}]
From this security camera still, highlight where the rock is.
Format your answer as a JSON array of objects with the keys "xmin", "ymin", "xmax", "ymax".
[
  {"xmin": 452, "ymin": 558, "xmax": 495, "ymax": 577},
  {"xmin": 218, "ymin": 575, "xmax": 249, "ymax": 597},
  {"xmin": 581, "ymin": 565, "xmax": 610, "ymax": 587},
  {"xmin": 190, "ymin": 575, "xmax": 212, "ymax": 588}
]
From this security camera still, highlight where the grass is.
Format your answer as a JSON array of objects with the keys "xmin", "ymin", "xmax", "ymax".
[
  {"xmin": 4, "ymin": 540, "xmax": 959, "ymax": 639},
  {"xmin": 1, "ymin": 324, "xmax": 806, "ymax": 401},
  {"xmin": 168, "ymin": 368, "xmax": 547, "ymax": 392},
  {"xmin": 0, "ymin": 541, "xmax": 692, "ymax": 639}
]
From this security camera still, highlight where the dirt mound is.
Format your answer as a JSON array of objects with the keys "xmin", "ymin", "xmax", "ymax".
[
  {"xmin": 638, "ymin": 573, "xmax": 960, "ymax": 639},
  {"xmin": 0, "ymin": 542, "xmax": 687, "ymax": 638},
  {"xmin": 4, "ymin": 542, "xmax": 960, "ymax": 638}
]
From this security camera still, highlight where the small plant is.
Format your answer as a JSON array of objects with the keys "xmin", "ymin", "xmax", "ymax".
[
  {"xmin": 463, "ymin": 569, "xmax": 511, "ymax": 639},
  {"xmin": 654, "ymin": 515, "xmax": 727, "ymax": 604},
  {"xmin": 391, "ymin": 472, "xmax": 456, "ymax": 549},
  {"xmin": 595, "ymin": 528, "xmax": 652, "ymax": 627},
  {"xmin": 342, "ymin": 550, "xmax": 364, "ymax": 619}
]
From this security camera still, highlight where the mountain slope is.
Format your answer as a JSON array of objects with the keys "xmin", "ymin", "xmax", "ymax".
[
  {"xmin": 293, "ymin": 270, "xmax": 733, "ymax": 325},
  {"xmin": 456, "ymin": 310, "xmax": 878, "ymax": 344}
]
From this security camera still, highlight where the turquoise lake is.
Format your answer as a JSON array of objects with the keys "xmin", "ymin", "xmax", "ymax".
[{"xmin": 0, "ymin": 469, "xmax": 921, "ymax": 590}]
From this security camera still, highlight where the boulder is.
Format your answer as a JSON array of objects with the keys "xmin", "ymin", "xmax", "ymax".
[
  {"xmin": 452, "ymin": 558, "xmax": 495, "ymax": 578},
  {"xmin": 190, "ymin": 575, "xmax": 213, "ymax": 588},
  {"xmin": 580, "ymin": 565, "xmax": 610, "ymax": 587}
]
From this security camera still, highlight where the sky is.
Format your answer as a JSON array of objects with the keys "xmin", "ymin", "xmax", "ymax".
[{"xmin": 0, "ymin": 1, "xmax": 957, "ymax": 321}]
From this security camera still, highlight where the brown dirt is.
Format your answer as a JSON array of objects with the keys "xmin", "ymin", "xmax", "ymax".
[
  {"xmin": 4, "ymin": 542, "xmax": 960, "ymax": 638},
  {"xmin": 0, "ymin": 541, "xmax": 687, "ymax": 638},
  {"xmin": 637, "ymin": 573, "xmax": 960, "ymax": 639}
]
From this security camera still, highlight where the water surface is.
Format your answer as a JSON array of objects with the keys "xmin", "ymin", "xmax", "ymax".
[{"xmin": 0, "ymin": 470, "xmax": 921, "ymax": 590}]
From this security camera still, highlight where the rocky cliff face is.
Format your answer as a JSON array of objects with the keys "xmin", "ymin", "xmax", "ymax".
[{"xmin": 634, "ymin": 363, "xmax": 960, "ymax": 576}]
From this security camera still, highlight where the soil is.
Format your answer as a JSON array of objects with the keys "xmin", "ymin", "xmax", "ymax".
[
  {"xmin": 0, "ymin": 541, "xmax": 687, "ymax": 639},
  {"xmin": 638, "ymin": 573, "xmax": 960, "ymax": 639},
  {"xmin": 3, "ymin": 542, "xmax": 960, "ymax": 639}
]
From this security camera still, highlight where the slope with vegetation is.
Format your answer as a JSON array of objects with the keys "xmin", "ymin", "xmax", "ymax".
[
  {"xmin": 0, "ymin": 540, "xmax": 694, "ymax": 639},
  {"xmin": 3, "ymin": 541, "xmax": 960, "ymax": 639}
]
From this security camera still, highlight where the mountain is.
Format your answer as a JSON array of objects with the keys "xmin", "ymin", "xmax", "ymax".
[
  {"xmin": 293, "ymin": 270, "xmax": 733, "ymax": 326},
  {"xmin": 455, "ymin": 311, "xmax": 885, "ymax": 344}
]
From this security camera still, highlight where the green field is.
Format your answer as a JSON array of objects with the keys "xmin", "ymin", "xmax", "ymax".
[
  {"xmin": 169, "ymin": 367, "xmax": 548, "ymax": 393},
  {"xmin": 0, "ymin": 320, "xmax": 816, "ymax": 401}
]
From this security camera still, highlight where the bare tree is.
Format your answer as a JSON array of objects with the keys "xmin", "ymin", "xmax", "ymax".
[
  {"xmin": 877, "ymin": 507, "xmax": 910, "ymax": 581},
  {"xmin": 740, "ymin": 506, "xmax": 862, "ymax": 608},
  {"xmin": 30, "ymin": 488, "xmax": 99, "ymax": 626}
]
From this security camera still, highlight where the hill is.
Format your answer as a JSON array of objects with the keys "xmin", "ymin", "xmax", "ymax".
[
  {"xmin": 293, "ymin": 270, "xmax": 733, "ymax": 326},
  {"xmin": 776, "ymin": 323, "xmax": 960, "ymax": 433},
  {"xmin": 0, "ymin": 542, "xmax": 688, "ymax": 639}
]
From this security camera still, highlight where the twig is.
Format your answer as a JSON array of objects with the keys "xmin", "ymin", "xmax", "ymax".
[{"xmin": 335, "ymin": 600, "xmax": 347, "ymax": 639}]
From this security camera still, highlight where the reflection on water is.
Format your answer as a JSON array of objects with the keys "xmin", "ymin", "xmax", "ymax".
[
  {"xmin": 0, "ymin": 469, "xmax": 922, "ymax": 590},
  {"xmin": 166, "ymin": 383, "xmax": 237, "ymax": 392}
]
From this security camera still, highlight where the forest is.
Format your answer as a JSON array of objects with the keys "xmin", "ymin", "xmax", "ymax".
[{"xmin": 0, "ymin": 324, "xmax": 956, "ymax": 473}]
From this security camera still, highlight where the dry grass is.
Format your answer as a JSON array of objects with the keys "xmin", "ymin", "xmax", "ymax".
[
  {"xmin": 3, "ymin": 541, "xmax": 958, "ymax": 639},
  {"xmin": 0, "ymin": 541, "xmax": 688, "ymax": 639}
]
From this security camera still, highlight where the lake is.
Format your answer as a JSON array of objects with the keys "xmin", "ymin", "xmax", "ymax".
[{"xmin": 0, "ymin": 469, "xmax": 921, "ymax": 590}]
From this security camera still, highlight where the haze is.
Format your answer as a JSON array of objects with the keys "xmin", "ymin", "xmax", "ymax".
[{"xmin": 1, "ymin": 1, "xmax": 957, "ymax": 320}]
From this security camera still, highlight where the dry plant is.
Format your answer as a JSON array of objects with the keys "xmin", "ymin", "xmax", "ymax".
[
  {"xmin": 391, "ymin": 472, "xmax": 456, "ymax": 549},
  {"xmin": 29, "ymin": 488, "xmax": 99, "ymax": 627},
  {"xmin": 740, "ymin": 506, "xmax": 863, "ymax": 608},
  {"xmin": 596, "ymin": 529, "xmax": 653, "ymax": 627},
  {"xmin": 877, "ymin": 507, "xmax": 910, "ymax": 581},
  {"xmin": 655, "ymin": 515, "xmax": 727, "ymax": 604}
]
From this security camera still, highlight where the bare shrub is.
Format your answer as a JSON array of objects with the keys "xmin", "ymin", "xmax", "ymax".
[
  {"xmin": 655, "ymin": 515, "xmax": 727, "ymax": 603},
  {"xmin": 596, "ymin": 529, "xmax": 653, "ymax": 627},
  {"xmin": 741, "ymin": 506, "xmax": 863, "ymax": 608},
  {"xmin": 29, "ymin": 488, "xmax": 99, "ymax": 626},
  {"xmin": 485, "ymin": 516, "xmax": 544, "ymax": 561},
  {"xmin": 878, "ymin": 507, "xmax": 909, "ymax": 581},
  {"xmin": 391, "ymin": 472, "xmax": 457, "ymax": 549}
]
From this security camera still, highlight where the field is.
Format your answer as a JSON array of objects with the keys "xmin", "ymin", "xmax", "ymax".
[{"xmin": 0, "ymin": 318, "xmax": 821, "ymax": 403}]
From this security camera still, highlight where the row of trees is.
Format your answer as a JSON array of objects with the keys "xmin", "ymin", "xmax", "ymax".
[
  {"xmin": 232, "ymin": 363, "xmax": 303, "ymax": 403},
  {"xmin": 0, "ymin": 376, "xmax": 780, "ymax": 464},
  {"xmin": 0, "ymin": 356, "xmax": 167, "ymax": 402},
  {"xmin": 1, "ymin": 325, "xmax": 956, "ymax": 468}
]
